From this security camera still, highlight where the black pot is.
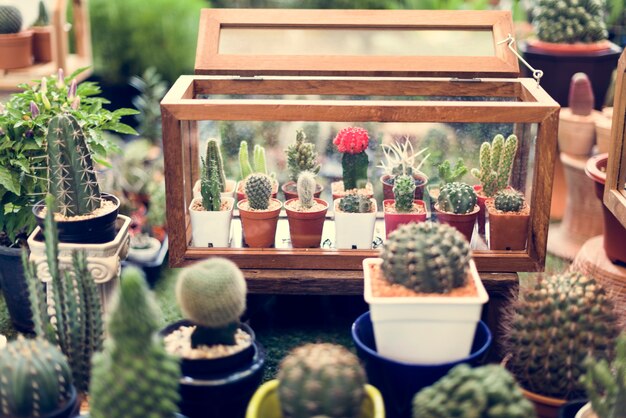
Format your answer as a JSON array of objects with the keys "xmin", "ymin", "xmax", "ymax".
[
  {"xmin": 123, "ymin": 235, "xmax": 169, "ymax": 287},
  {"xmin": 41, "ymin": 385, "xmax": 78, "ymax": 418},
  {"xmin": 0, "ymin": 245, "xmax": 33, "ymax": 332},
  {"xmin": 33, "ymin": 193, "xmax": 120, "ymax": 244}
]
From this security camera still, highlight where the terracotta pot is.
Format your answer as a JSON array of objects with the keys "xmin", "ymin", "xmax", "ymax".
[
  {"xmin": 0, "ymin": 30, "xmax": 33, "ymax": 69},
  {"xmin": 285, "ymin": 198, "xmax": 328, "ymax": 248},
  {"xmin": 380, "ymin": 173, "xmax": 428, "ymax": 201},
  {"xmin": 434, "ymin": 203, "xmax": 479, "ymax": 243},
  {"xmin": 585, "ymin": 153, "xmax": 626, "ymax": 264},
  {"xmin": 521, "ymin": 388, "xmax": 566, "ymax": 418},
  {"xmin": 237, "ymin": 199, "xmax": 282, "ymax": 248},
  {"xmin": 595, "ymin": 110, "xmax": 612, "ymax": 154},
  {"xmin": 382, "ymin": 199, "xmax": 427, "ymax": 238},
  {"xmin": 281, "ymin": 181, "xmax": 323, "ymax": 201},
  {"xmin": 331, "ymin": 180, "xmax": 374, "ymax": 201},
  {"xmin": 236, "ymin": 180, "xmax": 278, "ymax": 202},
  {"xmin": 32, "ymin": 26, "xmax": 53, "ymax": 63},
  {"xmin": 486, "ymin": 200, "xmax": 530, "ymax": 251},
  {"xmin": 558, "ymin": 108, "xmax": 602, "ymax": 156},
  {"xmin": 473, "ymin": 185, "xmax": 490, "ymax": 235}
]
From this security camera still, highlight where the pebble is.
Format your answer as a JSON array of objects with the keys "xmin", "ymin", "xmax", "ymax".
[{"xmin": 163, "ymin": 326, "xmax": 252, "ymax": 359}]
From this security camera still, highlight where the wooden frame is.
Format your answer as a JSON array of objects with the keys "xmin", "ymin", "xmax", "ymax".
[{"xmin": 604, "ymin": 51, "xmax": 626, "ymax": 228}]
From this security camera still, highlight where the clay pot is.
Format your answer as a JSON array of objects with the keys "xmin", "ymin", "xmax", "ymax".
[
  {"xmin": 486, "ymin": 200, "xmax": 530, "ymax": 251},
  {"xmin": 382, "ymin": 199, "xmax": 427, "ymax": 238},
  {"xmin": 595, "ymin": 110, "xmax": 612, "ymax": 154},
  {"xmin": 284, "ymin": 198, "xmax": 328, "ymax": 248},
  {"xmin": 281, "ymin": 181, "xmax": 323, "ymax": 201},
  {"xmin": 32, "ymin": 26, "xmax": 53, "ymax": 63},
  {"xmin": 380, "ymin": 173, "xmax": 428, "ymax": 201},
  {"xmin": 0, "ymin": 30, "xmax": 33, "ymax": 69},
  {"xmin": 434, "ymin": 204, "xmax": 479, "ymax": 243},
  {"xmin": 473, "ymin": 185, "xmax": 490, "ymax": 235},
  {"xmin": 237, "ymin": 199, "xmax": 282, "ymax": 248},
  {"xmin": 558, "ymin": 108, "xmax": 602, "ymax": 156},
  {"xmin": 521, "ymin": 388, "xmax": 566, "ymax": 418}
]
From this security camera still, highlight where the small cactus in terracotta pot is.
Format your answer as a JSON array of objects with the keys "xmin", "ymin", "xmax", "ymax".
[
  {"xmin": 434, "ymin": 182, "xmax": 479, "ymax": 242},
  {"xmin": 237, "ymin": 173, "xmax": 282, "ymax": 248},
  {"xmin": 487, "ymin": 189, "xmax": 530, "ymax": 251},
  {"xmin": 285, "ymin": 171, "xmax": 329, "ymax": 248}
]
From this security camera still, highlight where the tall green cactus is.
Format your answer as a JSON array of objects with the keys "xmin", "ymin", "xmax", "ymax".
[
  {"xmin": 0, "ymin": 5, "xmax": 22, "ymax": 34},
  {"xmin": 471, "ymin": 134, "xmax": 518, "ymax": 197},
  {"xmin": 239, "ymin": 140, "xmax": 254, "ymax": 181},
  {"xmin": 205, "ymin": 139, "xmax": 226, "ymax": 192},
  {"xmin": 296, "ymin": 171, "xmax": 316, "ymax": 210},
  {"xmin": 46, "ymin": 113, "xmax": 101, "ymax": 217},
  {"xmin": 286, "ymin": 130, "xmax": 321, "ymax": 182},
  {"xmin": 253, "ymin": 144, "xmax": 268, "ymax": 175},
  {"xmin": 32, "ymin": 0, "xmax": 50, "ymax": 26},
  {"xmin": 23, "ymin": 194, "xmax": 104, "ymax": 395},
  {"xmin": 90, "ymin": 267, "xmax": 180, "ymax": 418},
  {"xmin": 393, "ymin": 174, "xmax": 416, "ymax": 212},
  {"xmin": 200, "ymin": 158, "xmax": 221, "ymax": 211}
]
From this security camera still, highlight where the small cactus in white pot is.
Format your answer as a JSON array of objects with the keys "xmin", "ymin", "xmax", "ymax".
[
  {"xmin": 237, "ymin": 173, "xmax": 283, "ymax": 248},
  {"xmin": 334, "ymin": 192, "xmax": 378, "ymax": 249},
  {"xmin": 285, "ymin": 171, "xmax": 329, "ymax": 248}
]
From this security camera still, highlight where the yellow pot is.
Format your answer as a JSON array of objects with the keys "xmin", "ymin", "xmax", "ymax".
[{"xmin": 246, "ymin": 379, "xmax": 385, "ymax": 418}]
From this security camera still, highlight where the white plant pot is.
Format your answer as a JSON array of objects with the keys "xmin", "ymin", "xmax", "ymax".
[
  {"xmin": 333, "ymin": 199, "xmax": 377, "ymax": 249},
  {"xmin": 193, "ymin": 179, "xmax": 237, "ymax": 200},
  {"xmin": 189, "ymin": 197, "xmax": 234, "ymax": 248},
  {"xmin": 363, "ymin": 257, "xmax": 488, "ymax": 364},
  {"xmin": 575, "ymin": 402, "xmax": 596, "ymax": 418},
  {"xmin": 127, "ymin": 236, "xmax": 162, "ymax": 263}
]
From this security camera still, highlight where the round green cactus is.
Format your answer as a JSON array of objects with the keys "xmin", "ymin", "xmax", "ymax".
[
  {"xmin": 296, "ymin": 170, "xmax": 317, "ymax": 209},
  {"xmin": 176, "ymin": 257, "xmax": 247, "ymax": 347},
  {"xmin": 0, "ymin": 337, "xmax": 74, "ymax": 418},
  {"xmin": 494, "ymin": 189, "xmax": 525, "ymax": 212},
  {"xmin": 245, "ymin": 173, "xmax": 273, "ymax": 210},
  {"xmin": 505, "ymin": 272, "xmax": 620, "ymax": 400},
  {"xmin": 0, "ymin": 6, "xmax": 22, "ymax": 34},
  {"xmin": 380, "ymin": 222, "xmax": 471, "ymax": 294},
  {"xmin": 437, "ymin": 182, "xmax": 477, "ymax": 214},
  {"xmin": 393, "ymin": 174, "xmax": 416, "ymax": 213},
  {"xmin": 413, "ymin": 364, "xmax": 536, "ymax": 418},
  {"xmin": 338, "ymin": 193, "xmax": 372, "ymax": 213},
  {"xmin": 533, "ymin": 0, "xmax": 607, "ymax": 44},
  {"xmin": 278, "ymin": 343, "xmax": 366, "ymax": 418}
]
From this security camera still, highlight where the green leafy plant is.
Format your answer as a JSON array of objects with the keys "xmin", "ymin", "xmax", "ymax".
[
  {"xmin": 470, "ymin": 134, "xmax": 518, "ymax": 198},
  {"xmin": 285, "ymin": 130, "xmax": 320, "ymax": 182},
  {"xmin": 532, "ymin": 0, "xmax": 608, "ymax": 43}
]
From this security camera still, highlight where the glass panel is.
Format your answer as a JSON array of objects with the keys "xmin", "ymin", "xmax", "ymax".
[{"xmin": 218, "ymin": 28, "xmax": 494, "ymax": 57}]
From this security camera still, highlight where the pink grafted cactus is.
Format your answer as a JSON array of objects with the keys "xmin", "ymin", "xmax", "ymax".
[{"xmin": 568, "ymin": 73, "xmax": 595, "ymax": 116}]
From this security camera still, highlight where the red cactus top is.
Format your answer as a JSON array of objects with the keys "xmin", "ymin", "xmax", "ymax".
[{"xmin": 333, "ymin": 127, "xmax": 369, "ymax": 155}]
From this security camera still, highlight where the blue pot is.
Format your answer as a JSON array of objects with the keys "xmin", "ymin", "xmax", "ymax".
[{"xmin": 351, "ymin": 311, "xmax": 492, "ymax": 418}]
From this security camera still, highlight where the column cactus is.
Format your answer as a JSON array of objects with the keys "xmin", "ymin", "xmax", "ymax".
[
  {"xmin": 296, "ymin": 171, "xmax": 316, "ymax": 210},
  {"xmin": 238, "ymin": 140, "xmax": 254, "ymax": 181},
  {"xmin": 333, "ymin": 126, "xmax": 370, "ymax": 190},
  {"xmin": 393, "ymin": 174, "xmax": 416, "ymax": 212},
  {"xmin": 245, "ymin": 173, "xmax": 273, "ymax": 210},
  {"xmin": 90, "ymin": 267, "xmax": 180, "ymax": 418},
  {"xmin": 205, "ymin": 138, "xmax": 226, "ymax": 192},
  {"xmin": 286, "ymin": 130, "xmax": 320, "ymax": 182},
  {"xmin": 470, "ymin": 134, "xmax": 518, "ymax": 197},
  {"xmin": 200, "ymin": 158, "xmax": 221, "ymax": 211},
  {"xmin": 46, "ymin": 113, "xmax": 101, "ymax": 216}
]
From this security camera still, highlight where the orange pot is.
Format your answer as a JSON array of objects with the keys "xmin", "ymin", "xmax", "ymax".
[
  {"xmin": 526, "ymin": 39, "xmax": 613, "ymax": 54},
  {"xmin": 285, "ymin": 198, "xmax": 328, "ymax": 248},
  {"xmin": 434, "ymin": 204, "xmax": 479, "ymax": 243},
  {"xmin": 32, "ymin": 26, "xmax": 52, "ymax": 63},
  {"xmin": 521, "ymin": 388, "xmax": 566, "ymax": 418},
  {"xmin": 487, "ymin": 201, "xmax": 530, "ymax": 251},
  {"xmin": 238, "ymin": 199, "xmax": 282, "ymax": 248},
  {"xmin": 0, "ymin": 30, "xmax": 33, "ymax": 69},
  {"xmin": 281, "ymin": 181, "xmax": 323, "ymax": 201}
]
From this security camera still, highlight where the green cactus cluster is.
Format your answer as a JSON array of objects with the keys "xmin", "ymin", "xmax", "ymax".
[
  {"xmin": 0, "ymin": 337, "xmax": 74, "ymax": 418},
  {"xmin": 205, "ymin": 139, "xmax": 227, "ymax": 192},
  {"xmin": 437, "ymin": 182, "xmax": 477, "ymax": 215},
  {"xmin": 338, "ymin": 193, "xmax": 372, "ymax": 213},
  {"xmin": 176, "ymin": 257, "xmax": 247, "ymax": 347},
  {"xmin": 90, "ymin": 267, "xmax": 180, "ymax": 418},
  {"xmin": 412, "ymin": 364, "xmax": 536, "ymax": 418},
  {"xmin": 437, "ymin": 158, "xmax": 468, "ymax": 185},
  {"xmin": 23, "ymin": 195, "xmax": 104, "ymax": 395},
  {"xmin": 505, "ymin": 271, "xmax": 620, "ymax": 400},
  {"xmin": 494, "ymin": 189, "xmax": 526, "ymax": 212},
  {"xmin": 471, "ymin": 134, "xmax": 518, "ymax": 197},
  {"xmin": 0, "ymin": 5, "xmax": 22, "ymax": 34},
  {"xmin": 532, "ymin": 0, "xmax": 608, "ymax": 44},
  {"xmin": 239, "ymin": 140, "xmax": 269, "ymax": 180},
  {"xmin": 296, "ymin": 171, "xmax": 316, "ymax": 210},
  {"xmin": 380, "ymin": 222, "xmax": 471, "ymax": 294},
  {"xmin": 278, "ymin": 343, "xmax": 366, "ymax": 418},
  {"xmin": 393, "ymin": 174, "xmax": 416, "ymax": 212},
  {"xmin": 286, "ymin": 130, "xmax": 321, "ymax": 182},
  {"xmin": 245, "ymin": 173, "xmax": 273, "ymax": 210}
]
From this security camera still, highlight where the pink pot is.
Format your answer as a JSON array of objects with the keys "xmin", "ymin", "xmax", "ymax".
[
  {"xmin": 383, "ymin": 199, "xmax": 427, "ymax": 238},
  {"xmin": 434, "ymin": 204, "xmax": 479, "ymax": 243}
]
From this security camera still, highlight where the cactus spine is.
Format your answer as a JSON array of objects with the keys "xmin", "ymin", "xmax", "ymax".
[
  {"xmin": 46, "ymin": 113, "xmax": 101, "ymax": 217},
  {"xmin": 494, "ymin": 189, "xmax": 525, "ymax": 212},
  {"xmin": 297, "ymin": 171, "xmax": 316, "ymax": 210},
  {"xmin": 437, "ymin": 182, "xmax": 477, "ymax": 214},
  {"xmin": 569, "ymin": 73, "xmax": 595, "ymax": 116},
  {"xmin": 90, "ymin": 267, "xmax": 180, "ymax": 418},
  {"xmin": 278, "ymin": 343, "xmax": 366, "ymax": 418},
  {"xmin": 393, "ymin": 174, "xmax": 416, "ymax": 212},
  {"xmin": 471, "ymin": 134, "xmax": 518, "ymax": 197},
  {"xmin": 200, "ymin": 158, "xmax": 221, "ymax": 211},
  {"xmin": 176, "ymin": 258, "xmax": 247, "ymax": 347},
  {"xmin": 286, "ymin": 130, "xmax": 320, "ymax": 182},
  {"xmin": 205, "ymin": 139, "xmax": 226, "ymax": 192},
  {"xmin": 505, "ymin": 272, "xmax": 620, "ymax": 399},
  {"xmin": 532, "ymin": 0, "xmax": 608, "ymax": 43},
  {"xmin": 412, "ymin": 364, "xmax": 536, "ymax": 418},
  {"xmin": 245, "ymin": 173, "xmax": 273, "ymax": 210},
  {"xmin": 0, "ymin": 337, "xmax": 74, "ymax": 418},
  {"xmin": 0, "ymin": 5, "xmax": 22, "ymax": 34},
  {"xmin": 338, "ymin": 193, "xmax": 372, "ymax": 213},
  {"xmin": 23, "ymin": 194, "xmax": 104, "ymax": 395}
]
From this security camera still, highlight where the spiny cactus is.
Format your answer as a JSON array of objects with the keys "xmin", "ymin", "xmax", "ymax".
[
  {"xmin": 0, "ymin": 337, "xmax": 74, "ymax": 418},
  {"xmin": 583, "ymin": 333, "xmax": 626, "ymax": 418},
  {"xmin": 0, "ymin": 5, "xmax": 22, "ymax": 34},
  {"xmin": 278, "ymin": 343, "xmax": 366, "ymax": 418},
  {"xmin": 90, "ymin": 267, "xmax": 180, "ymax": 418},
  {"xmin": 532, "ymin": 0, "xmax": 608, "ymax": 44},
  {"xmin": 23, "ymin": 194, "xmax": 104, "ymax": 395},
  {"xmin": 412, "ymin": 364, "xmax": 536, "ymax": 418},
  {"xmin": 393, "ymin": 174, "xmax": 416, "ymax": 212},
  {"xmin": 297, "ymin": 171, "xmax": 316, "ymax": 210},
  {"xmin": 205, "ymin": 139, "xmax": 226, "ymax": 192},
  {"xmin": 437, "ymin": 182, "xmax": 478, "ymax": 214},
  {"xmin": 437, "ymin": 158, "xmax": 468, "ymax": 185},
  {"xmin": 334, "ymin": 127, "xmax": 370, "ymax": 190},
  {"xmin": 470, "ymin": 134, "xmax": 519, "ymax": 198},
  {"xmin": 32, "ymin": 0, "xmax": 50, "ymax": 27},
  {"xmin": 46, "ymin": 113, "xmax": 101, "ymax": 217},
  {"xmin": 286, "ymin": 130, "xmax": 320, "ymax": 182},
  {"xmin": 245, "ymin": 173, "xmax": 273, "ymax": 210},
  {"xmin": 176, "ymin": 258, "xmax": 247, "ymax": 347},
  {"xmin": 200, "ymin": 158, "xmax": 221, "ymax": 211},
  {"xmin": 569, "ymin": 73, "xmax": 595, "ymax": 116},
  {"xmin": 381, "ymin": 222, "xmax": 471, "ymax": 293},
  {"xmin": 338, "ymin": 193, "xmax": 372, "ymax": 213},
  {"xmin": 494, "ymin": 189, "xmax": 525, "ymax": 212},
  {"xmin": 505, "ymin": 271, "xmax": 620, "ymax": 400}
]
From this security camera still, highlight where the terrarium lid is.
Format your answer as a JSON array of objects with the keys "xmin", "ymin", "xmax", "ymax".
[{"xmin": 195, "ymin": 9, "xmax": 520, "ymax": 78}]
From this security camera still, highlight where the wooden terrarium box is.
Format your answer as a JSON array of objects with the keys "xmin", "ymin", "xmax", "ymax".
[{"xmin": 161, "ymin": 9, "xmax": 560, "ymax": 292}]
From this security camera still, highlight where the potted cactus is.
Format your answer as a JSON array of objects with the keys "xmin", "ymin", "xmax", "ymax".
[
  {"xmin": 32, "ymin": 114, "xmax": 121, "ymax": 244},
  {"xmin": 504, "ymin": 272, "xmax": 620, "ymax": 418},
  {"xmin": 192, "ymin": 139, "xmax": 237, "ymax": 201},
  {"xmin": 0, "ymin": 337, "xmax": 78, "ymax": 418},
  {"xmin": 282, "ymin": 130, "xmax": 323, "ymax": 200},
  {"xmin": 486, "ymin": 189, "xmax": 531, "ymax": 251},
  {"xmin": 378, "ymin": 138, "xmax": 429, "ymax": 201},
  {"xmin": 247, "ymin": 343, "xmax": 385, "ymax": 418},
  {"xmin": 412, "ymin": 364, "xmax": 536, "ymax": 418},
  {"xmin": 161, "ymin": 258, "xmax": 265, "ymax": 418},
  {"xmin": 426, "ymin": 158, "xmax": 468, "ymax": 218},
  {"xmin": 334, "ymin": 192, "xmax": 378, "ymax": 249},
  {"xmin": 363, "ymin": 222, "xmax": 488, "ymax": 364},
  {"xmin": 383, "ymin": 174, "xmax": 427, "ymax": 238},
  {"xmin": 434, "ymin": 182, "xmax": 479, "ymax": 242},
  {"xmin": 331, "ymin": 126, "xmax": 374, "ymax": 200},
  {"xmin": 237, "ymin": 141, "xmax": 278, "ymax": 201},
  {"xmin": 237, "ymin": 173, "xmax": 283, "ymax": 248},
  {"xmin": 0, "ymin": 5, "xmax": 33, "ymax": 69},
  {"xmin": 284, "ymin": 171, "xmax": 329, "ymax": 248},
  {"xmin": 30, "ymin": 0, "xmax": 52, "ymax": 63},
  {"xmin": 189, "ymin": 145, "xmax": 235, "ymax": 248}
]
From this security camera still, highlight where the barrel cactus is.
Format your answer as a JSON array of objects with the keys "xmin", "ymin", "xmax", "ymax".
[
  {"xmin": 245, "ymin": 173, "xmax": 273, "ymax": 210},
  {"xmin": 393, "ymin": 174, "xmax": 416, "ymax": 212},
  {"xmin": 286, "ymin": 130, "xmax": 320, "ymax": 182},
  {"xmin": 505, "ymin": 271, "xmax": 620, "ymax": 399},
  {"xmin": 437, "ymin": 182, "xmax": 477, "ymax": 214},
  {"xmin": 296, "ymin": 170, "xmax": 316, "ymax": 210},
  {"xmin": 532, "ymin": 0, "xmax": 608, "ymax": 44},
  {"xmin": 471, "ymin": 134, "xmax": 518, "ymax": 197},
  {"xmin": 338, "ymin": 193, "xmax": 372, "ymax": 213},
  {"xmin": 0, "ymin": 337, "xmax": 74, "ymax": 418},
  {"xmin": 176, "ymin": 257, "xmax": 247, "ymax": 347},
  {"xmin": 278, "ymin": 343, "xmax": 366, "ymax": 418},
  {"xmin": 0, "ymin": 5, "xmax": 22, "ymax": 34},
  {"xmin": 494, "ymin": 189, "xmax": 525, "ymax": 212},
  {"xmin": 380, "ymin": 222, "xmax": 471, "ymax": 293}
]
